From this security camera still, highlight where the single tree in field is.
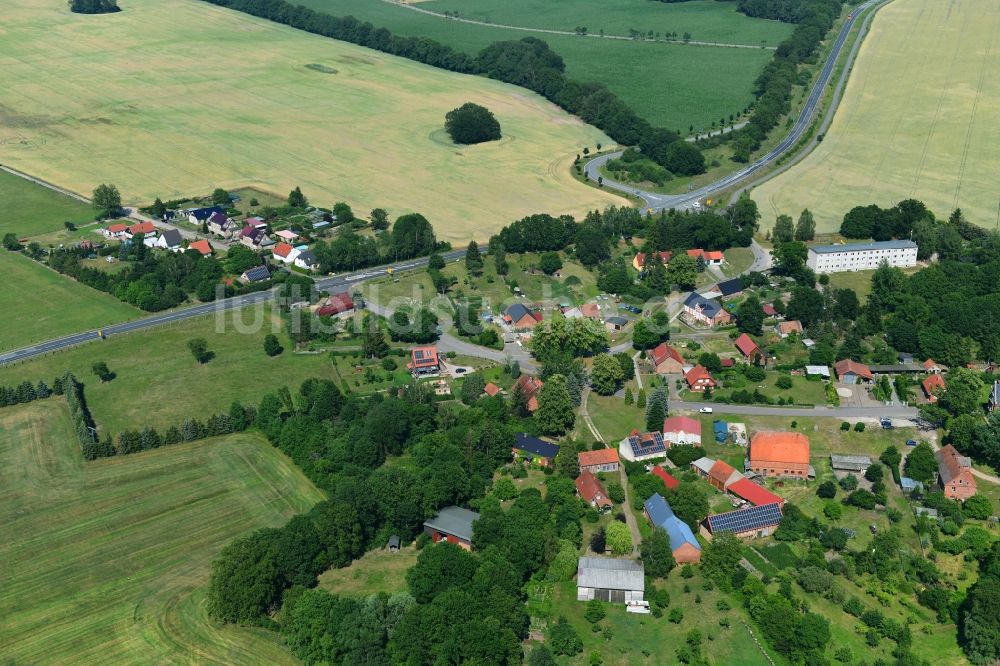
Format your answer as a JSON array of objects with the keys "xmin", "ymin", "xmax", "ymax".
[
  {"xmin": 370, "ymin": 208, "xmax": 390, "ymax": 231},
  {"xmin": 444, "ymin": 103, "xmax": 502, "ymax": 145},
  {"xmin": 332, "ymin": 202, "xmax": 354, "ymax": 223},
  {"xmin": 212, "ymin": 188, "xmax": 230, "ymax": 206},
  {"xmin": 287, "ymin": 186, "xmax": 308, "ymax": 208},
  {"xmin": 539, "ymin": 251, "xmax": 563, "ymax": 276},
  {"xmin": 92, "ymin": 183, "xmax": 122, "ymax": 219},
  {"xmin": 795, "ymin": 208, "xmax": 816, "ymax": 241},
  {"xmin": 187, "ymin": 338, "xmax": 214, "ymax": 364},
  {"xmin": 92, "ymin": 361, "xmax": 115, "ymax": 382},
  {"xmin": 263, "ymin": 334, "xmax": 283, "ymax": 357},
  {"xmin": 536, "ymin": 375, "xmax": 575, "ymax": 435},
  {"xmin": 465, "ymin": 240, "xmax": 483, "ymax": 275},
  {"xmin": 590, "ymin": 353, "xmax": 624, "ymax": 396}
]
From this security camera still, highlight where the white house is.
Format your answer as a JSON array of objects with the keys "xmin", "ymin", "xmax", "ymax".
[
  {"xmin": 806, "ymin": 240, "xmax": 918, "ymax": 274},
  {"xmin": 662, "ymin": 416, "xmax": 702, "ymax": 446},
  {"xmin": 149, "ymin": 229, "xmax": 183, "ymax": 252},
  {"xmin": 294, "ymin": 250, "xmax": 318, "ymax": 271},
  {"xmin": 272, "ymin": 242, "xmax": 300, "ymax": 264}
]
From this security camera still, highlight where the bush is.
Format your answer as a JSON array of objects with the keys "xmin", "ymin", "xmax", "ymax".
[
  {"xmin": 669, "ymin": 607, "xmax": 684, "ymax": 624},
  {"xmin": 817, "ymin": 480, "xmax": 837, "ymax": 499},
  {"xmin": 444, "ymin": 103, "xmax": 501, "ymax": 145},
  {"xmin": 839, "ymin": 474, "xmax": 858, "ymax": 491},
  {"xmin": 854, "ymin": 421, "xmax": 866, "ymax": 432},
  {"xmin": 776, "ymin": 375, "xmax": 793, "ymax": 390},
  {"xmin": 840, "ymin": 421, "xmax": 850, "ymax": 431}
]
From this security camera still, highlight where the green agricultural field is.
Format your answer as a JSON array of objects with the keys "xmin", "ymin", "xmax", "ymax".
[
  {"xmin": 754, "ymin": 0, "xmax": 1000, "ymax": 231},
  {"xmin": 0, "ymin": 169, "xmax": 94, "ymax": 237},
  {"xmin": 0, "ymin": 251, "xmax": 140, "ymax": 352},
  {"xmin": 0, "ymin": 400, "xmax": 323, "ymax": 665},
  {"xmin": 294, "ymin": 0, "xmax": 779, "ymax": 130},
  {"xmin": 0, "ymin": 308, "xmax": 344, "ymax": 435},
  {"xmin": 0, "ymin": 0, "xmax": 624, "ymax": 245}
]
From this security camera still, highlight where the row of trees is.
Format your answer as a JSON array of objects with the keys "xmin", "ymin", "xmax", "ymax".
[
  {"xmin": 197, "ymin": 0, "xmax": 703, "ymax": 174},
  {"xmin": 69, "ymin": 0, "xmax": 120, "ymax": 14},
  {"xmin": 311, "ymin": 212, "xmax": 440, "ymax": 273}
]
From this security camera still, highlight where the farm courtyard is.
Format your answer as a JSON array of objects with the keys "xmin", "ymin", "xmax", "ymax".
[
  {"xmin": 0, "ymin": 0, "xmax": 622, "ymax": 244},
  {"xmin": 753, "ymin": 0, "xmax": 1000, "ymax": 231}
]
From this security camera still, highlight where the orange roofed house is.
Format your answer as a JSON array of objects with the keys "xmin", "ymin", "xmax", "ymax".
[
  {"xmin": 922, "ymin": 374, "xmax": 946, "ymax": 403},
  {"xmin": 632, "ymin": 251, "xmax": 672, "ymax": 271},
  {"xmin": 514, "ymin": 375, "xmax": 544, "ymax": 412},
  {"xmin": 576, "ymin": 470, "xmax": 613, "ymax": 511},
  {"xmin": 748, "ymin": 431, "xmax": 811, "ymax": 479},
  {"xmin": 651, "ymin": 342, "xmax": 685, "ymax": 375},
  {"xmin": 188, "ymin": 239, "xmax": 213, "ymax": 256},
  {"xmin": 687, "ymin": 249, "xmax": 724, "ymax": 265},
  {"xmin": 579, "ymin": 448, "xmax": 620, "ymax": 473},
  {"xmin": 407, "ymin": 346, "xmax": 441, "ymax": 376},
  {"xmin": 834, "ymin": 359, "xmax": 874, "ymax": 385},
  {"xmin": 734, "ymin": 333, "xmax": 761, "ymax": 364},
  {"xmin": 685, "ymin": 365, "xmax": 716, "ymax": 392},
  {"xmin": 936, "ymin": 444, "xmax": 976, "ymax": 500}
]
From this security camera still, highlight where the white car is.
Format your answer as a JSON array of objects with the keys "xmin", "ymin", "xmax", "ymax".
[{"xmin": 699, "ymin": 407, "xmax": 713, "ymax": 414}]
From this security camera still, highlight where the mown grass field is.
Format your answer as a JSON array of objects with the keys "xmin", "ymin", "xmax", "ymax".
[
  {"xmin": 0, "ymin": 0, "xmax": 623, "ymax": 245},
  {"xmin": 0, "ymin": 308, "xmax": 342, "ymax": 436},
  {"xmin": 318, "ymin": 546, "xmax": 419, "ymax": 597},
  {"xmin": 0, "ymin": 169, "xmax": 95, "ymax": 237},
  {"xmin": 754, "ymin": 0, "xmax": 1000, "ymax": 231},
  {"xmin": 295, "ymin": 0, "xmax": 778, "ymax": 130},
  {"xmin": 0, "ymin": 400, "xmax": 323, "ymax": 665},
  {"xmin": 0, "ymin": 250, "xmax": 140, "ymax": 352}
]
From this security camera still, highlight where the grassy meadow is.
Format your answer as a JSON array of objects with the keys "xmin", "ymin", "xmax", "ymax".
[
  {"xmin": 0, "ymin": 0, "xmax": 623, "ymax": 245},
  {"xmin": 754, "ymin": 0, "xmax": 1000, "ymax": 231},
  {"xmin": 0, "ymin": 308, "xmax": 344, "ymax": 436},
  {"xmin": 0, "ymin": 399, "xmax": 324, "ymax": 665},
  {"xmin": 294, "ymin": 0, "xmax": 778, "ymax": 130},
  {"xmin": 0, "ymin": 169, "xmax": 95, "ymax": 237},
  {"xmin": 318, "ymin": 546, "xmax": 419, "ymax": 597},
  {"xmin": 0, "ymin": 251, "xmax": 140, "ymax": 352}
]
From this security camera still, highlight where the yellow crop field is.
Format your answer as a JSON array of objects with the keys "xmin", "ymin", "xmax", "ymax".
[
  {"xmin": 0, "ymin": 0, "xmax": 623, "ymax": 243},
  {"xmin": 754, "ymin": 0, "xmax": 1000, "ymax": 231}
]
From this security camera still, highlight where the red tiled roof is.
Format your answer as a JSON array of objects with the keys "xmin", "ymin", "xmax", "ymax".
[
  {"xmin": 922, "ymin": 374, "xmax": 946, "ymax": 398},
  {"xmin": 515, "ymin": 375, "xmax": 544, "ymax": 399},
  {"xmin": 834, "ymin": 359, "xmax": 874, "ymax": 381},
  {"xmin": 686, "ymin": 249, "xmax": 705, "ymax": 259},
  {"xmin": 107, "ymin": 223, "xmax": 128, "ymax": 233},
  {"xmin": 749, "ymin": 431, "xmax": 810, "ymax": 466},
  {"xmin": 720, "ymin": 358, "xmax": 735, "ymax": 368},
  {"xmin": 663, "ymin": 415, "xmax": 701, "ymax": 436},
  {"xmin": 778, "ymin": 320, "xmax": 803, "ymax": 335},
  {"xmin": 633, "ymin": 251, "xmax": 672, "ymax": 269},
  {"xmin": 734, "ymin": 333, "xmax": 759, "ymax": 358},
  {"xmin": 317, "ymin": 292, "xmax": 354, "ymax": 316},
  {"xmin": 704, "ymin": 250, "xmax": 724, "ymax": 261},
  {"xmin": 762, "ymin": 304, "xmax": 777, "ymax": 316},
  {"xmin": 924, "ymin": 358, "xmax": 941, "ymax": 371},
  {"xmin": 708, "ymin": 459, "xmax": 738, "ymax": 486},
  {"xmin": 484, "ymin": 382, "xmax": 502, "ymax": 397},
  {"xmin": 188, "ymin": 239, "xmax": 213, "ymax": 256},
  {"xmin": 580, "ymin": 303, "xmax": 601, "ymax": 319},
  {"xmin": 652, "ymin": 343, "xmax": 684, "ymax": 367},
  {"xmin": 728, "ymin": 478, "xmax": 784, "ymax": 506},
  {"xmin": 652, "ymin": 466, "xmax": 679, "ymax": 489},
  {"xmin": 684, "ymin": 365, "xmax": 715, "ymax": 388},
  {"xmin": 579, "ymin": 448, "xmax": 620, "ymax": 467},
  {"xmin": 408, "ymin": 346, "xmax": 439, "ymax": 369},
  {"xmin": 575, "ymin": 470, "xmax": 612, "ymax": 507},
  {"xmin": 128, "ymin": 221, "xmax": 155, "ymax": 235},
  {"xmin": 936, "ymin": 444, "xmax": 973, "ymax": 484},
  {"xmin": 273, "ymin": 242, "xmax": 295, "ymax": 258}
]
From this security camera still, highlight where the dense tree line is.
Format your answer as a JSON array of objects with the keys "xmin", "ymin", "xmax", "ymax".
[
  {"xmin": 737, "ymin": 0, "xmax": 843, "ymax": 153},
  {"xmin": 0, "ymin": 379, "xmax": 53, "ymax": 408},
  {"xmin": 960, "ymin": 541, "xmax": 1000, "ymax": 663},
  {"xmin": 312, "ymin": 212, "xmax": 439, "ymax": 273},
  {"xmin": 196, "ymin": 0, "xmax": 701, "ymax": 173},
  {"xmin": 62, "ymin": 373, "xmax": 103, "ymax": 459},
  {"xmin": 113, "ymin": 402, "xmax": 254, "ymax": 455}
]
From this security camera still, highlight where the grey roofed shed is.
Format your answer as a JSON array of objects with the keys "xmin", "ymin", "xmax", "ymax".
[
  {"xmin": 423, "ymin": 506, "xmax": 480, "ymax": 543},
  {"xmin": 691, "ymin": 457, "xmax": 716, "ymax": 475},
  {"xmin": 577, "ymin": 557, "xmax": 645, "ymax": 592},
  {"xmin": 830, "ymin": 454, "xmax": 872, "ymax": 471}
]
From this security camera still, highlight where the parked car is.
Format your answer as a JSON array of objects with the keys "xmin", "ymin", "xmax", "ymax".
[
  {"xmin": 906, "ymin": 439, "xmax": 918, "ymax": 447},
  {"xmin": 618, "ymin": 304, "xmax": 641, "ymax": 314},
  {"xmin": 880, "ymin": 418, "xmax": 894, "ymax": 430},
  {"xmin": 699, "ymin": 407, "xmax": 714, "ymax": 414}
]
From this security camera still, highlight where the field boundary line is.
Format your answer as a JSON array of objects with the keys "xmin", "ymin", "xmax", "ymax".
[
  {"xmin": 0, "ymin": 164, "xmax": 91, "ymax": 204},
  {"xmin": 381, "ymin": 0, "xmax": 777, "ymax": 50}
]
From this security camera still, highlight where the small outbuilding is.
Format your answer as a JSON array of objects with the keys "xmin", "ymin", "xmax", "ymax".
[
  {"xmin": 576, "ymin": 557, "xmax": 645, "ymax": 603},
  {"xmin": 387, "ymin": 535, "xmax": 401, "ymax": 552},
  {"xmin": 830, "ymin": 454, "xmax": 872, "ymax": 474}
]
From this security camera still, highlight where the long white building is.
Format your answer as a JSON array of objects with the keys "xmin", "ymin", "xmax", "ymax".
[{"xmin": 806, "ymin": 240, "xmax": 918, "ymax": 274}]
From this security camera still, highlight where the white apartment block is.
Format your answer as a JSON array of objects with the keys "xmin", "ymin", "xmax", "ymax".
[{"xmin": 806, "ymin": 240, "xmax": 918, "ymax": 274}]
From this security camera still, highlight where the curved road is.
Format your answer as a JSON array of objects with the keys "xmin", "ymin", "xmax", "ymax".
[{"xmin": 584, "ymin": 0, "xmax": 886, "ymax": 211}]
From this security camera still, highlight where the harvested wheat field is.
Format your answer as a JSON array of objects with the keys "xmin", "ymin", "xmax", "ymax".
[
  {"xmin": 0, "ymin": 0, "xmax": 622, "ymax": 243},
  {"xmin": 754, "ymin": 0, "xmax": 1000, "ymax": 231},
  {"xmin": 0, "ymin": 400, "xmax": 323, "ymax": 665}
]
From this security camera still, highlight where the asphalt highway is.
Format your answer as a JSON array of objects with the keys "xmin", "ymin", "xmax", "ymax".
[
  {"xmin": 584, "ymin": 0, "xmax": 885, "ymax": 211},
  {"xmin": 0, "ymin": 248, "xmax": 467, "ymax": 366}
]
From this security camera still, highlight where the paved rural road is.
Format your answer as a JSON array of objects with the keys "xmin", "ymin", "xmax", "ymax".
[
  {"xmin": 673, "ymin": 401, "xmax": 918, "ymax": 419},
  {"xmin": 0, "ymin": 249, "xmax": 466, "ymax": 366},
  {"xmin": 584, "ymin": 0, "xmax": 885, "ymax": 212}
]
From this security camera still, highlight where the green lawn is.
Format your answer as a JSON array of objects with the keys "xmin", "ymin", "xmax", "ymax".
[
  {"xmin": 0, "ymin": 308, "xmax": 344, "ymax": 436},
  {"xmin": 584, "ymin": 389, "xmax": 644, "ymax": 444},
  {"xmin": 318, "ymin": 546, "xmax": 419, "ymax": 597},
  {"xmin": 293, "ymin": 0, "xmax": 778, "ymax": 130},
  {"xmin": 0, "ymin": 251, "xmax": 141, "ymax": 352},
  {"xmin": 0, "ymin": 399, "xmax": 323, "ymax": 665},
  {"xmin": 0, "ymin": 168, "xmax": 94, "ymax": 237},
  {"xmin": 721, "ymin": 247, "xmax": 754, "ymax": 277},
  {"xmin": 540, "ymin": 573, "xmax": 779, "ymax": 665}
]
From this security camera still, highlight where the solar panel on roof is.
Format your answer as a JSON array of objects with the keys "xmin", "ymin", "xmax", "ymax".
[
  {"xmin": 708, "ymin": 503, "xmax": 782, "ymax": 534},
  {"xmin": 629, "ymin": 432, "xmax": 666, "ymax": 457},
  {"xmin": 414, "ymin": 350, "xmax": 424, "ymax": 359}
]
